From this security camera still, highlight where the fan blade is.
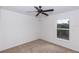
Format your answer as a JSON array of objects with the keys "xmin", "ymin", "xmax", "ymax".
[
  {"xmin": 36, "ymin": 12, "xmax": 40, "ymax": 16},
  {"xmin": 34, "ymin": 6, "xmax": 39, "ymax": 11},
  {"xmin": 43, "ymin": 9, "xmax": 54, "ymax": 12},
  {"xmin": 42, "ymin": 12, "xmax": 48, "ymax": 16}
]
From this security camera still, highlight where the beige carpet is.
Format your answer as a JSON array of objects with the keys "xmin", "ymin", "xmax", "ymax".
[{"xmin": 0, "ymin": 39, "xmax": 78, "ymax": 53}]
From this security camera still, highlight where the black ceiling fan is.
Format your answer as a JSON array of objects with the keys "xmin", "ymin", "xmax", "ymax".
[{"xmin": 34, "ymin": 6, "xmax": 54, "ymax": 16}]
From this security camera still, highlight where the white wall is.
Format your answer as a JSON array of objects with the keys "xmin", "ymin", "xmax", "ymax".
[
  {"xmin": 0, "ymin": 8, "xmax": 38, "ymax": 51},
  {"xmin": 36, "ymin": 16, "xmax": 45, "ymax": 39},
  {"xmin": 42, "ymin": 9, "xmax": 79, "ymax": 52}
]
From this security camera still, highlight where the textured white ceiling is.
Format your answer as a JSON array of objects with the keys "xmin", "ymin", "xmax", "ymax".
[{"xmin": 1, "ymin": 6, "xmax": 79, "ymax": 15}]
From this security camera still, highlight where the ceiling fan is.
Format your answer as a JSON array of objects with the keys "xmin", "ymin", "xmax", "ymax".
[{"xmin": 34, "ymin": 6, "xmax": 54, "ymax": 16}]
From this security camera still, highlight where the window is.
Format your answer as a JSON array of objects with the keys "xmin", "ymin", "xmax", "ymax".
[{"xmin": 57, "ymin": 18, "xmax": 69, "ymax": 40}]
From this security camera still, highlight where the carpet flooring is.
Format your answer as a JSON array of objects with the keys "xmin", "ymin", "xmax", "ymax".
[{"xmin": 0, "ymin": 39, "xmax": 78, "ymax": 53}]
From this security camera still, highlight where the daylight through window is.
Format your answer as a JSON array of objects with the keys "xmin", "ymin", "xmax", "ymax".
[{"xmin": 57, "ymin": 18, "xmax": 69, "ymax": 40}]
